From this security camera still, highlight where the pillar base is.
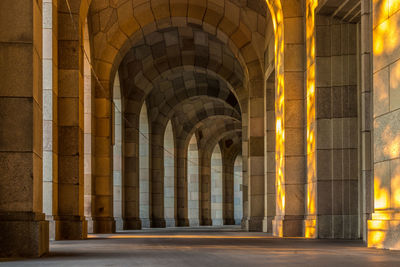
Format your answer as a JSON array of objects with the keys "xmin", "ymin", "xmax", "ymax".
[
  {"xmin": 272, "ymin": 215, "xmax": 303, "ymax": 237},
  {"xmin": 262, "ymin": 216, "xmax": 274, "ymax": 233},
  {"xmin": 141, "ymin": 218, "xmax": 151, "ymax": 228},
  {"xmin": 46, "ymin": 215, "xmax": 56, "ymax": 240},
  {"xmin": 151, "ymin": 218, "xmax": 166, "ymax": 228},
  {"xmin": 115, "ymin": 216, "xmax": 124, "ymax": 231},
  {"xmin": 165, "ymin": 218, "xmax": 176, "ymax": 227},
  {"xmin": 246, "ymin": 217, "xmax": 264, "ymax": 232},
  {"xmin": 200, "ymin": 218, "xmax": 212, "ymax": 226},
  {"xmin": 241, "ymin": 217, "xmax": 249, "ymax": 230},
  {"xmin": 0, "ymin": 212, "xmax": 49, "ymax": 257},
  {"xmin": 123, "ymin": 217, "xmax": 141, "ymax": 230},
  {"xmin": 303, "ymin": 215, "xmax": 317, "ymax": 238},
  {"xmin": 223, "ymin": 218, "xmax": 235, "ymax": 225},
  {"xmin": 368, "ymin": 212, "xmax": 400, "ymax": 250},
  {"xmin": 88, "ymin": 217, "xmax": 116, "ymax": 234},
  {"xmin": 178, "ymin": 218, "xmax": 190, "ymax": 226},
  {"xmin": 189, "ymin": 218, "xmax": 200, "ymax": 226},
  {"xmin": 54, "ymin": 215, "xmax": 87, "ymax": 240}
]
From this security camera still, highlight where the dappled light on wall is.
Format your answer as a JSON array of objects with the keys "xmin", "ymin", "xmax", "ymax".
[
  {"xmin": 369, "ymin": 0, "xmax": 400, "ymax": 250},
  {"xmin": 305, "ymin": 0, "xmax": 318, "ymax": 239},
  {"xmin": 266, "ymin": 0, "xmax": 285, "ymax": 237}
]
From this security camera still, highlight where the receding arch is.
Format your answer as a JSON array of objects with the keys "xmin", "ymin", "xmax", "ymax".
[{"xmin": 164, "ymin": 121, "xmax": 175, "ymax": 227}]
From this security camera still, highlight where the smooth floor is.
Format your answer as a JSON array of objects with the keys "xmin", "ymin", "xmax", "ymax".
[{"xmin": 1, "ymin": 226, "xmax": 400, "ymax": 266}]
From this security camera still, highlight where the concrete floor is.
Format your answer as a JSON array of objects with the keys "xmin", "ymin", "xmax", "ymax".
[{"xmin": 1, "ymin": 226, "xmax": 400, "ymax": 266}]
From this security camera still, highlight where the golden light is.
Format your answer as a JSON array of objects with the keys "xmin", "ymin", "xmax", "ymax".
[
  {"xmin": 266, "ymin": 1, "xmax": 286, "ymax": 234},
  {"xmin": 305, "ymin": 0, "xmax": 318, "ymax": 239}
]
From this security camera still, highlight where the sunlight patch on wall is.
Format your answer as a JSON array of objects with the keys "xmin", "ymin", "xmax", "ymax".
[
  {"xmin": 305, "ymin": 0, "xmax": 318, "ymax": 239},
  {"xmin": 266, "ymin": 1, "xmax": 285, "ymax": 229}
]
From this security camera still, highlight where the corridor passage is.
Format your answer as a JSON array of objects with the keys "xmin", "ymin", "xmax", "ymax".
[{"xmin": 1, "ymin": 227, "xmax": 399, "ymax": 266}]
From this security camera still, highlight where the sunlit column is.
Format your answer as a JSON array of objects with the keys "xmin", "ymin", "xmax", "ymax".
[
  {"xmin": 268, "ymin": 0, "xmax": 306, "ymax": 237},
  {"xmin": 304, "ymin": 0, "xmax": 318, "ymax": 239}
]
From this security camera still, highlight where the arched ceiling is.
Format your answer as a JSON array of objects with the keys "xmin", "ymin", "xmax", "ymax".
[
  {"xmin": 87, "ymin": 0, "xmax": 273, "ymax": 155},
  {"xmin": 118, "ymin": 26, "xmax": 245, "ymax": 108},
  {"xmin": 88, "ymin": 0, "xmax": 271, "ymax": 87}
]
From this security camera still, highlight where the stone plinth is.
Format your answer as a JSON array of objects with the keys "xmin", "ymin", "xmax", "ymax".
[
  {"xmin": 123, "ymin": 217, "xmax": 142, "ymax": 230},
  {"xmin": 89, "ymin": 217, "xmax": 116, "ymax": 233},
  {"xmin": 0, "ymin": 212, "xmax": 49, "ymax": 257},
  {"xmin": 151, "ymin": 218, "xmax": 166, "ymax": 228},
  {"xmin": 368, "ymin": 212, "xmax": 400, "ymax": 250},
  {"xmin": 54, "ymin": 216, "xmax": 87, "ymax": 240},
  {"xmin": 273, "ymin": 215, "xmax": 304, "ymax": 237}
]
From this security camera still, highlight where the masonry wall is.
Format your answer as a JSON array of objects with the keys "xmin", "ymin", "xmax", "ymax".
[{"xmin": 368, "ymin": 0, "xmax": 400, "ymax": 250}]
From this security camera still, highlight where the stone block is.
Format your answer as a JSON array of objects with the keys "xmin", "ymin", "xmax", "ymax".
[
  {"xmin": 0, "ymin": 212, "xmax": 49, "ymax": 257},
  {"xmin": 0, "ymin": 98, "xmax": 33, "ymax": 152},
  {"xmin": 374, "ymin": 66, "xmax": 390, "ymax": 117}
]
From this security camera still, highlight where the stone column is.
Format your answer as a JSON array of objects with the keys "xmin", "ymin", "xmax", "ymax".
[
  {"xmin": 42, "ymin": 0, "xmax": 58, "ymax": 240},
  {"xmin": 222, "ymin": 152, "xmax": 235, "ymax": 225},
  {"xmin": 55, "ymin": 2, "xmax": 86, "ymax": 240},
  {"xmin": 139, "ymin": 104, "xmax": 151, "ymax": 228},
  {"xmin": 164, "ymin": 121, "xmax": 176, "ymax": 227},
  {"xmin": 359, "ymin": 0, "xmax": 374, "ymax": 242},
  {"xmin": 176, "ymin": 141, "xmax": 190, "ymax": 226},
  {"xmin": 199, "ymin": 149, "xmax": 212, "ymax": 226},
  {"xmin": 234, "ymin": 155, "xmax": 243, "ymax": 225},
  {"xmin": 271, "ymin": 0, "xmax": 306, "ymax": 237},
  {"xmin": 150, "ymin": 125, "xmax": 166, "ymax": 228},
  {"xmin": 122, "ymin": 101, "xmax": 141, "ymax": 230},
  {"xmin": 264, "ymin": 73, "xmax": 276, "ymax": 233},
  {"xmin": 187, "ymin": 134, "xmax": 200, "ymax": 226},
  {"xmin": 305, "ymin": 11, "xmax": 359, "ymax": 239},
  {"xmin": 368, "ymin": 0, "xmax": 400, "ymax": 250},
  {"xmin": 211, "ymin": 144, "xmax": 223, "ymax": 226},
  {"xmin": 91, "ymin": 79, "xmax": 116, "ymax": 233},
  {"xmin": 83, "ymin": 20, "xmax": 95, "ymax": 233},
  {"xmin": 113, "ymin": 86, "xmax": 123, "ymax": 230},
  {"xmin": 0, "ymin": 0, "xmax": 49, "ymax": 257},
  {"xmin": 246, "ymin": 77, "xmax": 265, "ymax": 232}
]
